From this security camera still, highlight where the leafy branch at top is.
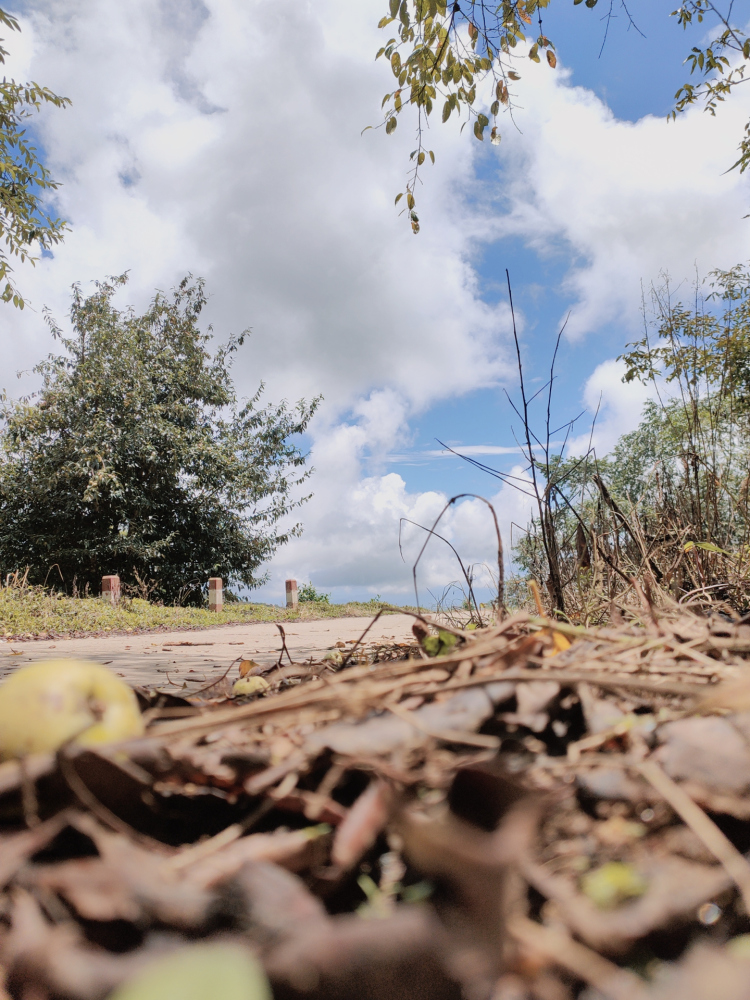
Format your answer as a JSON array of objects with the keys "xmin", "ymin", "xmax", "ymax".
[
  {"xmin": 0, "ymin": 6, "xmax": 70, "ymax": 308},
  {"xmin": 374, "ymin": 0, "xmax": 750, "ymax": 230},
  {"xmin": 374, "ymin": 0, "xmax": 560, "ymax": 232},
  {"xmin": 670, "ymin": 1, "xmax": 750, "ymax": 173}
]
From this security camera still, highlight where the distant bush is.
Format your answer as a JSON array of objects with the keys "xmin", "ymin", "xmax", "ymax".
[{"xmin": 298, "ymin": 582, "xmax": 331, "ymax": 603}]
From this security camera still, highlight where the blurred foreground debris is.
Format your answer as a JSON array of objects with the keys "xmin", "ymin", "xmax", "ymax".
[{"xmin": 4, "ymin": 609, "xmax": 750, "ymax": 998}]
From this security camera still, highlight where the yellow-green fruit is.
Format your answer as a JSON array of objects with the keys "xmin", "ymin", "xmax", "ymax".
[
  {"xmin": 232, "ymin": 675, "xmax": 270, "ymax": 698},
  {"xmin": 0, "ymin": 659, "xmax": 145, "ymax": 760}
]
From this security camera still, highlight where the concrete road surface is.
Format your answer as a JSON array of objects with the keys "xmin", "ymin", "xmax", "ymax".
[{"xmin": 0, "ymin": 614, "xmax": 417, "ymax": 688}]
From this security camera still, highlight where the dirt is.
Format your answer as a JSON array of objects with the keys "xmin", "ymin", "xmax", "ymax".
[{"xmin": 0, "ymin": 614, "xmax": 417, "ymax": 688}]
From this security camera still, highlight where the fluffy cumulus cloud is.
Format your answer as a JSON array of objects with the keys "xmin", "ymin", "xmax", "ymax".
[
  {"xmin": 1, "ymin": 0, "xmax": 512, "ymax": 601},
  {"xmin": 490, "ymin": 54, "xmax": 750, "ymax": 341},
  {"xmin": 566, "ymin": 358, "xmax": 655, "ymax": 457},
  {"xmin": 3, "ymin": 0, "xmax": 508, "ymax": 409},
  {"xmin": 2, "ymin": 1, "xmax": 750, "ymax": 601}
]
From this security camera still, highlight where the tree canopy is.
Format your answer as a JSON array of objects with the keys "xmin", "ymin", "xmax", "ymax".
[
  {"xmin": 0, "ymin": 275, "xmax": 319, "ymax": 603},
  {"xmin": 374, "ymin": 1, "xmax": 750, "ymax": 229},
  {"xmin": 0, "ymin": 7, "xmax": 69, "ymax": 308}
]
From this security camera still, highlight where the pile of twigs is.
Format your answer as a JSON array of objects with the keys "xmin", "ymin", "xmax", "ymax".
[{"xmin": 3, "ymin": 606, "xmax": 750, "ymax": 999}]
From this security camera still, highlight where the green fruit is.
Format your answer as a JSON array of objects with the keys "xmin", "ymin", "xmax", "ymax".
[
  {"xmin": 0, "ymin": 659, "xmax": 144, "ymax": 760},
  {"xmin": 581, "ymin": 862, "xmax": 648, "ymax": 910},
  {"xmin": 109, "ymin": 942, "xmax": 271, "ymax": 1000},
  {"xmin": 232, "ymin": 676, "xmax": 270, "ymax": 698}
]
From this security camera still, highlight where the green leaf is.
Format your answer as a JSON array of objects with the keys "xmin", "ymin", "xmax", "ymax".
[
  {"xmin": 395, "ymin": 192, "xmax": 404, "ymax": 205},
  {"xmin": 389, "ymin": 0, "xmax": 399, "ymax": 17},
  {"xmin": 684, "ymin": 541, "xmax": 732, "ymax": 557},
  {"xmin": 386, "ymin": 115, "xmax": 397, "ymax": 133},
  {"xmin": 109, "ymin": 944, "xmax": 272, "ymax": 1000},
  {"xmin": 428, "ymin": 150, "xmax": 435, "ymax": 164},
  {"xmin": 473, "ymin": 119, "xmax": 484, "ymax": 140}
]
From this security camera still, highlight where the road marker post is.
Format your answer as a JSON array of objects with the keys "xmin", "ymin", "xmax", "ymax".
[
  {"xmin": 208, "ymin": 577, "xmax": 223, "ymax": 612},
  {"xmin": 286, "ymin": 579, "xmax": 298, "ymax": 610},
  {"xmin": 101, "ymin": 575, "xmax": 121, "ymax": 606}
]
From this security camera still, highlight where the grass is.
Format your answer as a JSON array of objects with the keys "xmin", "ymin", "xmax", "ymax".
[{"xmin": 0, "ymin": 587, "xmax": 406, "ymax": 641}]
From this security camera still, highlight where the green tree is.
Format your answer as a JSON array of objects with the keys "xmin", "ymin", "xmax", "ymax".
[
  {"xmin": 374, "ymin": 1, "xmax": 749, "ymax": 228},
  {"xmin": 0, "ymin": 274, "xmax": 319, "ymax": 603},
  {"xmin": 0, "ymin": 8, "xmax": 70, "ymax": 307}
]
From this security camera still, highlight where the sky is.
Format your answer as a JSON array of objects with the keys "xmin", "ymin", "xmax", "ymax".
[{"xmin": 1, "ymin": 0, "xmax": 749, "ymax": 606}]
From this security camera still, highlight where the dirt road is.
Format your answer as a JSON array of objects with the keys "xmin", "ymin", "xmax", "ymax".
[{"xmin": 0, "ymin": 614, "xmax": 417, "ymax": 688}]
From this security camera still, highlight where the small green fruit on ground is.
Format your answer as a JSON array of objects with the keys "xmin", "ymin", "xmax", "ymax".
[
  {"xmin": 109, "ymin": 942, "xmax": 271, "ymax": 1000},
  {"xmin": 0, "ymin": 659, "xmax": 144, "ymax": 760}
]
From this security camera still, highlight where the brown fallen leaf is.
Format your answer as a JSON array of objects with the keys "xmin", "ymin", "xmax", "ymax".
[
  {"xmin": 222, "ymin": 860, "xmax": 327, "ymax": 944},
  {"xmin": 654, "ymin": 716, "xmax": 750, "ymax": 796},
  {"xmin": 2, "ymin": 889, "xmax": 163, "ymax": 1000},
  {"xmin": 264, "ymin": 906, "xmax": 461, "ymax": 1000},
  {"xmin": 693, "ymin": 677, "xmax": 750, "ymax": 715},
  {"xmin": 307, "ymin": 684, "xmax": 515, "ymax": 757},
  {"xmin": 331, "ymin": 780, "xmax": 394, "ymax": 872},
  {"xmin": 0, "ymin": 809, "xmax": 73, "ymax": 889},
  {"xmin": 26, "ymin": 828, "xmax": 212, "ymax": 929},
  {"xmin": 273, "ymin": 790, "xmax": 348, "ymax": 826},
  {"xmin": 183, "ymin": 826, "xmax": 333, "ymax": 888},
  {"xmin": 650, "ymin": 941, "xmax": 750, "ymax": 1000}
]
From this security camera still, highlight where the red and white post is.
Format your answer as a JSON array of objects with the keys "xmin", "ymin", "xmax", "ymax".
[
  {"xmin": 285, "ymin": 579, "xmax": 298, "ymax": 610},
  {"xmin": 208, "ymin": 577, "xmax": 223, "ymax": 612},
  {"xmin": 101, "ymin": 575, "xmax": 121, "ymax": 606}
]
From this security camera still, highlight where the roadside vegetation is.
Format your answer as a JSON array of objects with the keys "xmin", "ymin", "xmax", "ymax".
[
  {"xmin": 0, "ymin": 578, "xmax": 394, "ymax": 640},
  {"xmin": 505, "ymin": 266, "xmax": 750, "ymax": 622}
]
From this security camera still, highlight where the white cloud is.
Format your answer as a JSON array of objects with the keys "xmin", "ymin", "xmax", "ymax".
[
  {"xmin": 488, "ymin": 56, "xmax": 750, "ymax": 341},
  {"xmin": 259, "ymin": 428, "xmax": 534, "ymax": 604},
  {"xmin": 3, "ymin": 0, "xmax": 510, "ymax": 413},
  {"xmin": 566, "ymin": 358, "xmax": 655, "ymax": 456}
]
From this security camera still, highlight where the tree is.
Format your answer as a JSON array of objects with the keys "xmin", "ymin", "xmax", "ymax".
[
  {"xmin": 373, "ymin": 1, "xmax": 750, "ymax": 229},
  {"xmin": 511, "ymin": 267, "xmax": 750, "ymax": 615},
  {"xmin": 0, "ymin": 274, "xmax": 319, "ymax": 603},
  {"xmin": 0, "ymin": 8, "xmax": 70, "ymax": 307}
]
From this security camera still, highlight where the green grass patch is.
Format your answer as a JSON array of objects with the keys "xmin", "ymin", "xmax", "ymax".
[{"xmin": 0, "ymin": 588, "xmax": 405, "ymax": 641}]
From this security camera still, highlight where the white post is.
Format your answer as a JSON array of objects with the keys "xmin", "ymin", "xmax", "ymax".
[
  {"xmin": 208, "ymin": 577, "xmax": 223, "ymax": 612},
  {"xmin": 101, "ymin": 575, "xmax": 121, "ymax": 606},
  {"xmin": 285, "ymin": 578, "xmax": 298, "ymax": 609}
]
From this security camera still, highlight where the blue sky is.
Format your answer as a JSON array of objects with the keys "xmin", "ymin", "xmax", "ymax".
[
  {"xmin": 346, "ymin": 0, "xmax": 733, "ymax": 501},
  {"xmin": 1, "ymin": 0, "xmax": 749, "ymax": 605}
]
